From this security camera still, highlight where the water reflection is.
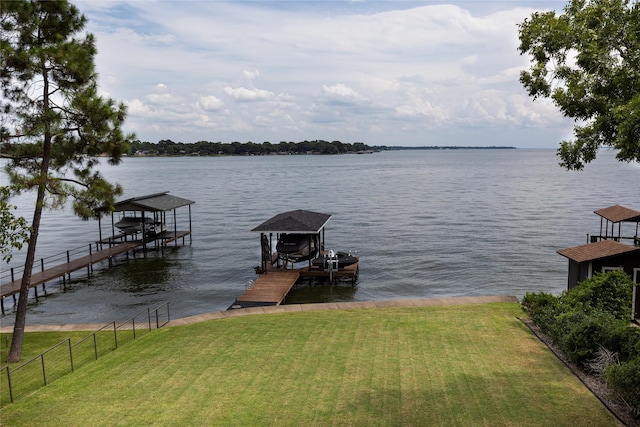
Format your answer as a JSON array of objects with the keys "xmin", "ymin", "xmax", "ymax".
[
  {"xmin": 102, "ymin": 256, "xmax": 177, "ymax": 295},
  {"xmin": 284, "ymin": 278, "xmax": 358, "ymax": 304}
]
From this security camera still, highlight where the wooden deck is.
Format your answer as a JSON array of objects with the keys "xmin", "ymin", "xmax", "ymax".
[
  {"xmin": 299, "ymin": 262, "xmax": 359, "ymax": 281},
  {"xmin": 0, "ymin": 241, "xmax": 142, "ymax": 301},
  {"xmin": 0, "ymin": 230, "xmax": 192, "ymax": 314},
  {"xmin": 232, "ymin": 270, "xmax": 302, "ymax": 308},
  {"xmin": 230, "ymin": 260, "xmax": 359, "ymax": 309}
]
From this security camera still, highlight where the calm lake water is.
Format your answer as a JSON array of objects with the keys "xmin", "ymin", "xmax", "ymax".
[{"xmin": 2, "ymin": 149, "xmax": 639, "ymax": 325}]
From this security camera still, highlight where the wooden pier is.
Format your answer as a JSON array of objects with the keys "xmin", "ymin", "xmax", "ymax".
[
  {"xmin": 0, "ymin": 241, "xmax": 143, "ymax": 313},
  {"xmin": 232, "ymin": 270, "xmax": 302, "ymax": 308},
  {"xmin": 230, "ymin": 262, "xmax": 359, "ymax": 309},
  {"xmin": 0, "ymin": 229, "xmax": 194, "ymax": 313},
  {"xmin": 233, "ymin": 209, "xmax": 360, "ymax": 310}
]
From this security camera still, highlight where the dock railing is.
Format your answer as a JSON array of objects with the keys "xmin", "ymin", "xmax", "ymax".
[
  {"xmin": 1, "ymin": 243, "xmax": 104, "ymax": 287},
  {"xmin": 0, "ymin": 302, "xmax": 169, "ymax": 406},
  {"xmin": 589, "ymin": 234, "xmax": 640, "ymax": 245}
]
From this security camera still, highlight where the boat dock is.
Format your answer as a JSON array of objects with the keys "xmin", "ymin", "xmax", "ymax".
[
  {"xmin": 232, "ymin": 209, "xmax": 360, "ymax": 310},
  {"xmin": 1, "ymin": 191, "xmax": 195, "ymax": 315},
  {"xmin": 230, "ymin": 262, "xmax": 359, "ymax": 309},
  {"xmin": 232, "ymin": 270, "xmax": 302, "ymax": 309},
  {"xmin": 1, "ymin": 229, "xmax": 193, "ymax": 315},
  {"xmin": 0, "ymin": 241, "xmax": 142, "ymax": 314}
]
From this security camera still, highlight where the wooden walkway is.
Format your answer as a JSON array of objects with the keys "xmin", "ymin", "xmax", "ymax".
[
  {"xmin": 232, "ymin": 270, "xmax": 302, "ymax": 309},
  {"xmin": 0, "ymin": 241, "xmax": 142, "ymax": 302},
  {"xmin": 231, "ymin": 260, "xmax": 359, "ymax": 309}
]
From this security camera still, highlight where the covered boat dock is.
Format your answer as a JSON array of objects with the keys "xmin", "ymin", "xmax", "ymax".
[
  {"xmin": 230, "ymin": 210, "xmax": 358, "ymax": 309},
  {"xmin": 251, "ymin": 209, "xmax": 331, "ymax": 273},
  {"xmin": 1, "ymin": 192, "xmax": 195, "ymax": 313},
  {"xmin": 591, "ymin": 204, "xmax": 640, "ymax": 245},
  {"xmin": 99, "ymin": 191, "xmax": 195, "ymax": 250}
]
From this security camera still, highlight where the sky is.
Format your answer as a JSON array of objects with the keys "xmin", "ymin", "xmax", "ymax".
[{"xmin": 75, "ymin": 0, "xmax": 574, "ymax": 148}]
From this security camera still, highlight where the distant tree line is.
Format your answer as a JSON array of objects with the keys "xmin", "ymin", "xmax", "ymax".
[
  {"xmin": 129, "ymin": 139, "xmax": 375, "ymax": 156},
  {"xmin": 383, "ymin": 146, "xmax": 516, "ymax": 150}
]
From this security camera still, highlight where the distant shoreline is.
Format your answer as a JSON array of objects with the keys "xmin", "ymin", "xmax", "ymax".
[
  {"xmin": 382, "ymin": 146, "xmax": 517, "ymax": 150},
  {"xmin": 125, "ymin": 139, "xmax": 517, "ymax": 157}
]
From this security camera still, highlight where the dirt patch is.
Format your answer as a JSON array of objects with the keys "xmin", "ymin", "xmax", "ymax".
[{"xmin": 521, "ymin": 318, "xmax": 638, "ymax": 427}]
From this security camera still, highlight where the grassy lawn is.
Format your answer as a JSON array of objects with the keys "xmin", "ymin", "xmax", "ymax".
[{"xmin": 0, "ymin": 303, "xmax": 618, "ymax": 426}]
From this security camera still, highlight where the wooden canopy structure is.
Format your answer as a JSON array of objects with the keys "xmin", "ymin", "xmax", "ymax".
[
  {"xmin": 592, "ymin": 204, "xmax": 640, "ymax": 245},
  {"xmin": 113, "ymin": 192, "xmax": 195, "ymax": 213},
  {"xmin": 251, "ymin": 209, "xmax": 331, "ymax": 273},
  {"xmin": 99, "ymin": 191, "xmax": 195, "ymax": 248}
]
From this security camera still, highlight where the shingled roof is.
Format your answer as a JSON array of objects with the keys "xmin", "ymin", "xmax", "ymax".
[
  {"xmin": 251, "ymin": 210, "xmax": 331, "ymax": 234},
  {"xmin": 557, "ymin": 239, "xmax": 640, "ymax": 263},
  {"xmin": 594, "ymin": 205, "xmax": 640, "ymax": 223},
  {"xmin": 114, "ymin": 192, "xmax": 195, "ymax": 212}
]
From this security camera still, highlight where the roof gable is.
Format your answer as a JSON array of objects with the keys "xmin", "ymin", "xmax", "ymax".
[
  {"xmin": 594, "ymin": 205, "xmax": 640, "ymax": 223},
  {"xmin": 114, "ymin": 192, "xmax": 195, "ymax": 212},
  {"xmin": 251, "ymin": 210, "xmax": 331, "ymax": 234},
  {"xmin": 557, "ymin": 240, "xmax": 640, "ymax": 263}
]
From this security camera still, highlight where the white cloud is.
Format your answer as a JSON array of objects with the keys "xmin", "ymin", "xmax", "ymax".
[
  {"xmin": 321, "ymin": 83, "xmax": 363, "ymax": 106},
  {"xmin": 224, "ymin": 87, "xmax": 275, "ymax": 102},
  {"xmin": 77, "ymin": 1, "xmax": 570, "ymax": 147},
  {"xmin": 198, "ymin": 96, "xmax": 224, "ymax": 111}
]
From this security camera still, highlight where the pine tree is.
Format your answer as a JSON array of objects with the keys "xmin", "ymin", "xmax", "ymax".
[{"xmin": 1, "ymin": 0, "xmax": 134, "ymax": 362}]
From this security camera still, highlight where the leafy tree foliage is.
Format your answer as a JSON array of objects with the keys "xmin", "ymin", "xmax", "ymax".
[
  {"xmin": 128, "ymin": 139, "xmax": 373, "ymax": 156},
  {"xmin": 0, "ymin": 187, "xmax": 30, "ymax": 263},
  {"xmin": 518, "ymin": 0, "xmax": 640, "ymax": 170},
  {"xmin": 1, "ymin": 0, "xmax": 133, "ymax": 362}
]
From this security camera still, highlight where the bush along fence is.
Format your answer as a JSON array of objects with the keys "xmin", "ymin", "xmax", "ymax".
[
  {"xmin": 521, "ymin": 270, "xmax": 640, "ymax": 420},
  {"xmin": 0, "ymin": 302, "xmax": 169, "ymax": 406}
]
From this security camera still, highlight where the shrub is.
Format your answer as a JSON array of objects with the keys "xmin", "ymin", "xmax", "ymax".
[
  {"xmin": 604, "ymin": 325, "xmax": 640, "ymax": 363},
  {"xmin": 522, "ymin": 271, "xmax": 640, "ymax": 419},
  {"xmin": 559, "ymin": 311, "xmax": 625, "ymax": 370},
  {"xmin": 562, "ymin": 270, "xmax": 633, "ymax": 320},
  {"xmin": 521, "ymin": 292, "xmax": 562, "ymax": 336},
  {"xmin": 521, "ymin": 291, "xmax": 557, "ymax": 317},
  {"xmin": 551, "ymin": 310, "xmax": 588, "ymax": 343},
  {"xmin": 603, "ymin": 357, "xmax": 640, "ymax": 418}
]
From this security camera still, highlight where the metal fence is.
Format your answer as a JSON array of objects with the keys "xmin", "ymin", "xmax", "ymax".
[{"xmin": 0, "ymin": 302, "xmax": 169, "ymax": 406}]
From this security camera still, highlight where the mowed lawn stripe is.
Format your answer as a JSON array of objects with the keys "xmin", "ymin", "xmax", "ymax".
[{"xmin": 0, "ymin": 303, "xmax": 619, "ymax": 426}]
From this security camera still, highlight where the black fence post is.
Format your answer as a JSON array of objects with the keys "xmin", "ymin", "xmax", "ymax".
[
  {"xmin": 68, "ymin": 339, "xmax": 74, "ymax": 372},
  {"xmin": 41, "ymin": 354, "xmax": 47, "ymax": 386},
  {"xmin": 113, "ymin": 322, "xmax": 117, "ymax": 350},
  {"xmin": 93, "ymin": 334, "xmax": 98, "ymax": 360},
  {"xmin": 6, "ymin": 367, "xmax": 13, "ymax": 403},
  {"xmin": 66, "ymin": 251, "xmax": 71, "ymax": 281}
]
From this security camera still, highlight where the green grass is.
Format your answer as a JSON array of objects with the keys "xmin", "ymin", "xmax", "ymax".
[
  {"xmin": 0, "ymin": 303, "xmax": 618, "ymax": 426},
  {"xmin": 0, "ymin": 331, "xmax": 94, "ymax": 363}
]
